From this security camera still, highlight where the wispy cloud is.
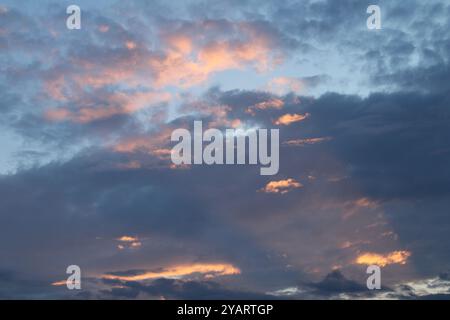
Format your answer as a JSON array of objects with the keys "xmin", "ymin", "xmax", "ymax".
[
  {"xmin": 274, "ymin": 113, "xmax": 310, "ymax": 126},
  {"xmin": 103, "ymin": 263, "xmax": 241, "ymax": 281},
  {"xmin": 283, "ymin": 137, "xmax": 332, "ymax": 146}
]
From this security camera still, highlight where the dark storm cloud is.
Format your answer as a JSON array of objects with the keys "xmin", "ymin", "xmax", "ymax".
[
  {"xmin": 0, "ymin": 147, "xmax": 298, "ymax": 291},
  {"xmin": 199, "ymin": 84, "xmax": 450, "ymax": 202},
  {"xmin": 307, "ymin": 270, "xmax": 367, "ymax": 294},
  {"xmin": 0, "ymin": 268, "xmax": 63, "ymax": 299},
  {"xmin": 177, "ymin": 83, "xmax": 450, "ymax": 279},
  {"xmin": 375, "ymin": 64, "xmax": 450, "ymax": 94},
  {"xmin": 1, "ymin": 82, "xmax": 450, "ymax": 297},
  {"xmin": 308, "ymin": 92, "xmax": 450, "ymax": 200},
  {"xmin": 3, "ymin": 82, "xmax": 449, "ymax": 293},
  {"xmin": 100, "ymin": 278, "xmax": 272, "ymax": 300}
]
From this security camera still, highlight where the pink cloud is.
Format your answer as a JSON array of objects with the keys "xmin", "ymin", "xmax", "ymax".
[{"xmin": 45, "ymin": 91, "xmax": 171, "ymax": 123}]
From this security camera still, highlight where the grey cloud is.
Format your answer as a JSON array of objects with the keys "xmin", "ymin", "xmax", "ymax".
[
  {"xmin": 101, "ymin": 278, "xmax": 273, "ymax": 300},
  {"xmin": 308, "ymin": 270, "xmax": 367, "ymax": 294}
]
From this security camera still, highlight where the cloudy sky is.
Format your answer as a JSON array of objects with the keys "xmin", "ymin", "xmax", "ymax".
[{"xmin": 1, "ymin": 0, "xmax": 450, "ymax": 299}]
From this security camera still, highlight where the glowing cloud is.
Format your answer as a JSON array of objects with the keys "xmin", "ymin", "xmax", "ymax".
[
  {"xmin": 51, "ymin": 280, "xmax": 67, "ymax": 286},
  {"xmin": 116, "ymin": 236, "xmax": 141, "ymax": 250},
  {"xmin": 354, "ymin": 197, "xmax": 378, "ymax": 208},
  {"xmin": 51, "ymin": 279, "xmax": 81, "ymax": 287},
  {"xmin": 274, "ymin": 113, "xmax": 310, "ymax": 126},
  {"xmin": 152, "ymin": 36, "xmax": 278, "ymax": 88},
  {"xmin": 355, "ymin": 251, "xmax": 411, "ymax": 267},
  {"xmin": 117, "ymin": 236, "xmax": 138, "ymax": 242},
  {"xmin": 261, "ymin": 178, "xmax": 303, "ymax": 194},
  {"xmin": 125, "ymin": 41, "xmax": 137, "ymax": 50},
  {"xmin": 103, "ymin": 263, "xmax": 241, "ymax": 281}
]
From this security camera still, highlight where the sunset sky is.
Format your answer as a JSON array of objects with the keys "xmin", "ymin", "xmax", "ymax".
[{"xmin": 1, "ymin": 0, "xmax": 450, "ymax": 299}]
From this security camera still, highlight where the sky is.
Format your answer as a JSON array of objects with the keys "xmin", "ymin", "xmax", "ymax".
[{"xmin": 0, "ymin": 0, "xmax": 450, "ymax": 299}]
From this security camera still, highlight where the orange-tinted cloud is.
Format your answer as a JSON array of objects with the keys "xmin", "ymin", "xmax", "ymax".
[
  {"xmin": 117, "ymin": 236, "xmax": 138, "ymax": 242},
  {"xmin": 274, "ymin": 113, "xmax": 310, "ymax": 126},
  {"xmin": 354, "ymin": 197, "xmax": 378, "ymax": 209},
  {"xmin": 341, "ymin": 197, "xmax": 380, "ymax": 220},
  {"xmin": 152, "ymin": 34, "xmax": 278, "ymax": 88},
  {"xmin": 98, "ymin": 25, "xmax": 109, "ymax": 33},
  {"xmin": 148, "ymin": 20, "xmax": 284, "ymax": 88},
  {"xmin": 113, "ymin": 137, "xmax": 154, "ymax": 153},
  {"xmin": 51, "ymin": 279, "xmax": 81, "ymax": 287},
  {"xmin": 125, "ymin": 41, "xmax": 137, "ymax": 50},
  {"xmin": 45, "ymin": 91, "xmax": 171, "ymax": 123},
  {"xmin": 267, "ymin": 77, "xmax": 303, "ymax": 95},
  {"xmin": 355, "ymin": 251, "xmax": 411, "ymax": 267},
  {"xmin": 43, "ymin": 20, "xmax": 285, "ymax": 122},
  {"xmin": 112, "ymin": 127, "xmax": 174, "ymax": 159},
  {"xmin": 261, "ymin": 178, "xmax": 303, "ymax": 194},
  {"xmin": 116, "ymin": 236, "xmax": 141, "ymax": 250},
  {"xmin": 51, "ymin": 280, "xmax": 67, "ymax": 286},
  {"xmin": 164, "ymin": 34, "xmax": 194, "ymax": 54},
  {"xmin": 103, "ymin": 263, "xmax": 241, "ymax": 281}
]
